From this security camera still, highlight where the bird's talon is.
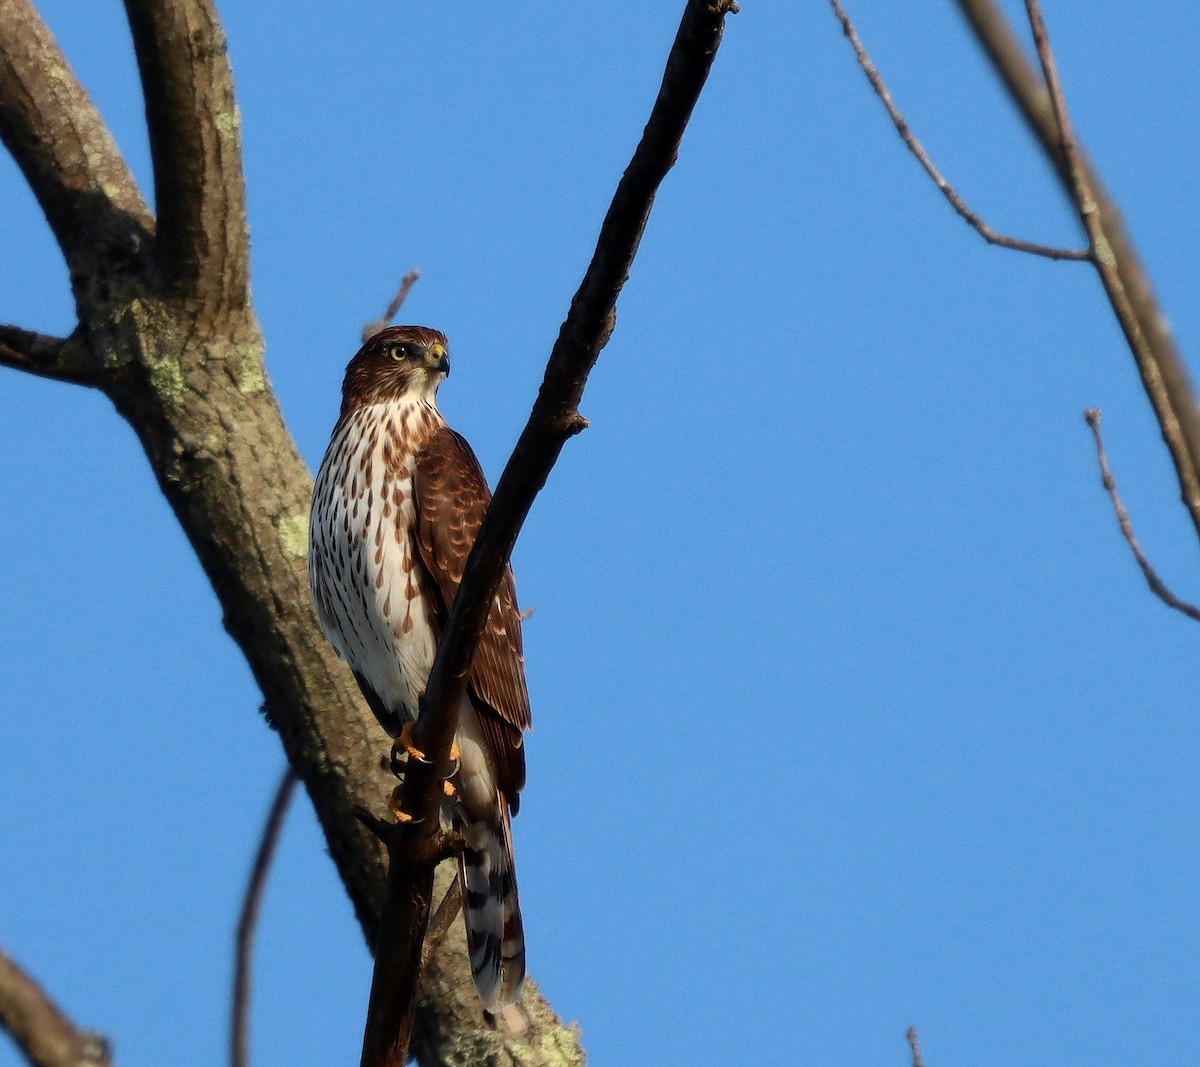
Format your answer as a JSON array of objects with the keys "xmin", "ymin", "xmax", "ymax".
[
  {"xmin": 393, "ymin": 721, "xmax": 430, "ymax": 763},
  {"xmin": 443, "ymin": 779, "xmax": 457, "ymax": 798},
  {"xmin": 389, "ymin": 785, "xmax": 420, "ymax": 824}
]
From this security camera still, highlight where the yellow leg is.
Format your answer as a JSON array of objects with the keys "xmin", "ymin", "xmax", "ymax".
[{"xmin": 443, "ymin": 779, "xmax": 457, "ymax": 798}]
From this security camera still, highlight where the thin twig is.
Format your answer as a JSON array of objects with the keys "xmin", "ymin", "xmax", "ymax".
[
  {"xmin": 231, "ymin": 767, "xmax": 298, "ymax": 1067},
  {"xmin": 419, "ymin": 877, "xmax": 463, "ymax": 975},
  {"xmin": 362, "ymin": 270, "xmax": 422, "ymax": 343},
  {"xmin": 829, "ymin": 0, "xmax": 1088, "ymax": 262},
  {"xmin": 905, "ymin": 1027, "xmax": 925, "ymax": 1067},
  {"xmin": 0, "ymin": 948, "xmax": 111, "ymax": 1067},
  {"xmin": 357, "ymin": 3, "xmax": 739, "ymax": 1065},
  {"xmin": 1083, "ymin": 410, "xmax": 1200, "ymax": 622}
]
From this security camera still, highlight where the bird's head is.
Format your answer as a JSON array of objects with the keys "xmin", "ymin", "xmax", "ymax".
[{"xmin": 341, "ymin": 325, "xmax": 450, "ymax": 412}]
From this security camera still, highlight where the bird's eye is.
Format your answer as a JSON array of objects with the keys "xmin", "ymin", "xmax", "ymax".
[{"xmin": 388, "ymin": 343, "xmax": 409, "ymax": 361}]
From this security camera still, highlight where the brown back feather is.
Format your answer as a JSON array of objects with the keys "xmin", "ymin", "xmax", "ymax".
[{"xmin": 412, "ymin": 426, "xmax": 531, "ymax": 805}]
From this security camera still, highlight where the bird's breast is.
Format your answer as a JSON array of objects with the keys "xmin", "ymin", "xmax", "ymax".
[{"xmin": 309, "ymin": 403, "xmax": 442, "ymax": 723}]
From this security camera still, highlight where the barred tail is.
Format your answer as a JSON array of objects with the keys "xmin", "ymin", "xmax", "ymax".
[{"xmin": 457, "ymin": 804, "xmax": 525, "ymax": 1013}]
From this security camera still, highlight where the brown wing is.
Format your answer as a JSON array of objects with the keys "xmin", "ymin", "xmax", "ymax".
[{"xmin": 412, "ymin": 425, "xmax": 531, "ymax": 802}]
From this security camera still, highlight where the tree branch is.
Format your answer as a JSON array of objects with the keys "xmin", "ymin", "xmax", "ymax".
[
  {"xmin": 123, "ymin": 0, "xmax": 250, "ymax": 313},
  {"xmin": 0, "ymin": 948, "xmax": 110, "ymax": 1067},
  {"xmin": 419, "ymin": 878, "xmax": 463, "ymax": 977},
  {"xmin": 0, "ymin": 0, "xmax": 152, "ymax": 283},
  {"xmin": 363, "ymin": 270, "xmax": 422, "ymax": 344},
  {"xmin": 905, "ymin": 1027, "xmax": 926, "ymax": 1067},
  {"xmin": 1083, "ymin": 410, "xmax": 1200, "ymax": 622},
  {"xmin": 231, "ymin": 767, "xmax": 297, "ymax": 1067},
  {"xmin": 952, "ymin": 0, "xmax": 1200, "ymax": 544},
  {"xmin": 828, "ymin": 0, "xmax": 1087, "ymax": 261},
  {"xmin": 0, "ymin": 325, "xmax": 102, "ymax": 387},
  {"xmin": 358, "ymin": 2, "xmax": 740, "ymax": 1064}
]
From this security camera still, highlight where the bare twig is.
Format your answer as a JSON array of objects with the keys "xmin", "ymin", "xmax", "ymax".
[
  {"xmin": 952, "ymin": 0, "xmax": 1200, "ymax": 544},
  {"xmin": 231, "ymin": 766, "xmax": 298, "ymax": 1067},
  {"xmin": 1083, "ymin": 410, "xmax": 1200, "ymax": 622},
  {"xmin": 123, "ymin": 0, "xmax": 250, "ymax": 309},
  {"xmin": 419, "ymin": 878, "xmax": 463, "ymax": 975},
  {"xmin": 0, "ymin": 948, "xmax": 110, "ymax": 1067},
  {"xmin": 357, "ymin": 2, "xmax": 739, "ymax": 1064},
  {"xmin": 362, "ymin": 270, "xmax": 422, "ymax": 344},
  {"xmin": 829, "ymin": 0, "xmax": 1088, "ymax": 262},
  {"xmin": 906, "ymin": 1027, "xmax": 925, "ymax": 1067}
]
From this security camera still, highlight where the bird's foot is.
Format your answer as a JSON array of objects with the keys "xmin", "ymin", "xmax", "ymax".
[
  {"xmin": 392, "ymin": 721, "xmax": 429, "ymax": 764},
  {"xmin": 389, "ymin": 785, "xmax": 421, "ymax": 824}
]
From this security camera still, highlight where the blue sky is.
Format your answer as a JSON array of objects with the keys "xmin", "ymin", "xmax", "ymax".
[{"xmin": 3, "ymin": 2, "xmax": 1199, "ymax": 1065}]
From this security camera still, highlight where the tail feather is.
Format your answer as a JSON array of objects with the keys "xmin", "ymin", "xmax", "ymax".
[{"xmin": 457, "ymin": 804, "xmax": 525, "ymax": 1012}]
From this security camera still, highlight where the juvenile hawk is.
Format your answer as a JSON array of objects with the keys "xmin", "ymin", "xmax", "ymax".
[{"xmin": 308, "ymin": 325, "xmax": 528, "ymax": 1011}]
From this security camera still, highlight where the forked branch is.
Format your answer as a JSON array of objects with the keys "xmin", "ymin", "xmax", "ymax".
[
  {"xmin": 952, "ymin": 0, "xmax": 1200, "ymax": 543},
  {"xmin": 829, "ymin": 0, "xmax": 1087, "ymax": 261},
  {"xmin": 358, "ymin": 2, "xmax": 740, "ymax": 1064},
  {"xmin": 836, "ymin": 0, "xmax": 1200, "ymax": 567}
]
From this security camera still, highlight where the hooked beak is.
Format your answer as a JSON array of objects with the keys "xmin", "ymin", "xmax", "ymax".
[{"xmin": 426, "ymin": 345, "xmax": 450, "ymax": 377}]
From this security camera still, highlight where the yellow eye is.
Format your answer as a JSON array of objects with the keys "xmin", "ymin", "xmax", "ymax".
[{"xmin": 389, "ymin": 343, "xmax": 409, "ymax": 361}]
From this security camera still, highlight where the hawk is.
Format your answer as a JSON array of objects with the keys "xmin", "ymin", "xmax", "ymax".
[{"xmin": 308, "ymin": 325, "xmax": 528, "ymax": 1011}]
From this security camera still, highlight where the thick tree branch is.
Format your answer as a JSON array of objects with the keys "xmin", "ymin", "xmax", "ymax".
[
  {"xmin": 0, "ymin": 325, "xmax": 101, "ymax": 387},
  {"xmin": 358, "ymin": 2, "xmax": 739, "ymax": 1064},
  {"xmin": 0, "ymin": 948, "xmax": 110, "ymax": 1067},
  {"xmin": 829, "ymin": 0, "xmax": 1087, "ymax": 261},
  {"xmin": 953, "ymin": 0, "xmax": 1200, "ymax": 544},
  {"xmin": 231, "ymin": 767, "xmax": 297, "ymax": 1067},
  {"xmin": 0, "ymin": 0, "xmax": 152, "ymax": 283},
  {"xmin": 123, "ymin": 0, "xmax": 250, "ymax": 312}
]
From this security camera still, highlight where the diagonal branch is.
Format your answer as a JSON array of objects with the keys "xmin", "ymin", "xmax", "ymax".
[
  {"xmin": 829, "ymin": 0, "xmax": 1088, "ymax": 261},
  {"xmin": 0, "ymin": 948, "xmax": 111, "ymax": 1067},
  {"xmin": 1083, "ymin": 410, "xmax": 1200, "ymax": 623},
  {"xmin": 123, "ymin": 0, "xmax": 250, "ymax": 312},
  {"xmin": 358, "ymin": 1, "xmax": 740, "ymax": 1064},
  {"xmin": 231, "ymin": 767, "xmax": 297, "ymax": 1067},
  {"xmin": 952, "ymin": 0, "xmax": 1200, "ymax": 544},
  {"xmin": 906, "ymin": 1027, "xmax": 926, "ymax": 1067},
  {"xmin": 0, "ymin": 0, "xmax": 152, "ymax": 282},
  {"xmin": 363, "ymin": 270, "xmax": 422, "ymax": 344}
]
